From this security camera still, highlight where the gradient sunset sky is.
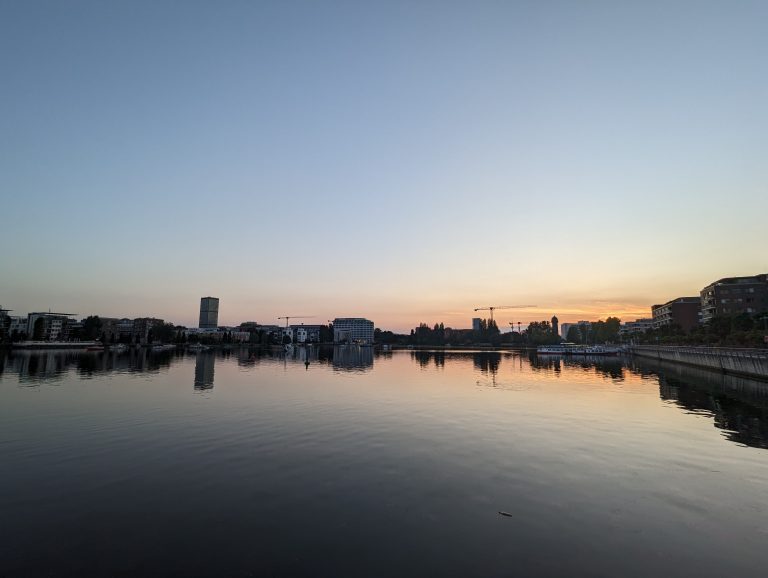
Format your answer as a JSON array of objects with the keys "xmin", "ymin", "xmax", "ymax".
[{"xmin": 2, "ymin": 1, "xmax": 766, "ymax": 332}]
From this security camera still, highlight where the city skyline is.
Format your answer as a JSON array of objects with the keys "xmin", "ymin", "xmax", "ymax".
[
  {"xmin": 2, "ymin": 1, "xmax": 767, "ymax": 333},
  {"xmin": 3, "ymin": 270, "xmax": 765, "ymax": 335}
]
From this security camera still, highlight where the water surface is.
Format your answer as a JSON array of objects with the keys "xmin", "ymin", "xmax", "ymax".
[{"xmin": 1, "ymin": 348, "xmax": 767, "ymax": 576}]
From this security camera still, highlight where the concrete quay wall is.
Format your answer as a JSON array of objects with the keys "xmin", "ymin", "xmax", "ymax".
[{"xmin": 629, "ymin": 345, "xmax": 768, "ymax": 380}]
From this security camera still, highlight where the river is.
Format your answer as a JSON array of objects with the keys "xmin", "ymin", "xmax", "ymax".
[{"xmin": 1, "ymin": 347, "xmax": 767, "ymax": 576}]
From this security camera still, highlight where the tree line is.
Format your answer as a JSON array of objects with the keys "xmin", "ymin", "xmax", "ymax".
[{"xmin": 631, "ymin": 312, "xmax": 768, "ymax": 348}]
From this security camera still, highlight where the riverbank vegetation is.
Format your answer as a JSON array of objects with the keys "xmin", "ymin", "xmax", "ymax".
[{"xmin": 632, "ymin": 313, "xmax": 768, "ymax": 348}]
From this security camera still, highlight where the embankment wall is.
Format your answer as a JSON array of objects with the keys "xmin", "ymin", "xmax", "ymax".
[{"xmin": 629, "ymin": 346, "xmax": 768, "ymax": 380}]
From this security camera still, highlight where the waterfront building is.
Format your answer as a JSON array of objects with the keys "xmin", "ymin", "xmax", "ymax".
[
  {"xmin": 99, "ymin": 317, "xmax": 134, "ymax": 342},
  {"xmin": 8, "ymin": 316, "xmax": 27, "ymax": 338},
  {"xmin": 256, "ymin": 324, "xmax": 282, "ymax": 336},
  {"xmin": 117, "ymin": 318, "xmax": 135, "ymax": 340},
  {"xmin": 333, "ymin": 318, "xmax": 374, "ymax": 344},
  {"xmin": 290, "ymin": 324, "xmax": 325, "ymax": 344},
  {"xmin": 700, "ymin": 273, "xmax": 768, "ymax": 324},
  {"xmin": 619, "ymin": 318, "xmax": 654, "ymax": 335},
  {"xmin": 199, "ymin": 297, "xmax": 219, "ymax": 329},
  {"xmin": 651, "ymin": 297, "xmax": 701, "ymax": 332},
  {"xmin": 133, "ymin": 318, "xmax": 164, "ymax": 343},
  {"xmin": 185, "ymin": 327, "xmax": 249, "ymax": 342},
  {"xmin": 551, "ymin": 316, "xmax": 559, "ymax": 338},
  {"xmin": 237, "ymin": 323, "xmax": 282, "ymax": 341},
  {"xmin": 472, "ymin": 318, "xmax": 482, "ymax": 332},
  {"xmin": 99, "ymin": 318, "xmax": 119, "ymax": 340},
  {"xmin": 26, "ymin": 312, "xmax": 77, "ymax": 341},
  {"xmin": 0, "ymin": 307, "xmax": 10, "ymax": 339},
  {"xmin": 97, "ymin": 317, "xmax": 165, "ymax": 343}
]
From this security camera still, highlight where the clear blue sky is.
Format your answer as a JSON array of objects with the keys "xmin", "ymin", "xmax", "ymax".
[{"xmin": 2, "ymin": 0, "xmax": 767, "ymax": 331}]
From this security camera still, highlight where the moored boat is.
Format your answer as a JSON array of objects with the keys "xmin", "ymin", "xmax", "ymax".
[{"xmin": 537, "ymin": 345, "xmax": 567, "ymax": 355}]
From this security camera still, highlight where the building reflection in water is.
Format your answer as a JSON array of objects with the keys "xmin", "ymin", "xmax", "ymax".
[
  {"xmin": 194, "ymin": 352, "xmax": 215, "ymax": 391},
  {"xmin": 233, "ymin": 345, "xmax": 374, "ymax": 372},
  {"xmin": 332, "ymin": 345, "xmax": 373, "ymax": 371},
  {"xmin": 3, "ymin": 347, "xmax": 767, "ymax": 450},
  {"xmin": 641, "ymin": 358, "xmax": 768, "ymax": 449},
  {"xmin": 0, "ymin": 348, "xmax": 178, "ymax": 384},
  {"xmin": 530, "ymin": 352, "xmax": 626, "ymax": 381}
]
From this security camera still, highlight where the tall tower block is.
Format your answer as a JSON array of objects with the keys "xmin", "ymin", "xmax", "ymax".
[{"xmin": 199, "ymin": 297, "xmax": 219, "ymax": 329}]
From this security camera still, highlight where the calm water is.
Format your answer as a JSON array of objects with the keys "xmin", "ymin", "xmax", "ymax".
[{"xmin": 2, "ymin": 347, "xmax": 768, "ymax": 577}]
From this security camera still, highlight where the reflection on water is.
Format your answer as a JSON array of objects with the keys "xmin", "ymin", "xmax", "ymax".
[
  {"xmin": 1, "ymin": 348, "xmax": 180, "ymax": 383},
  {"xmin": 632, "ymin": 358, "xmax": 768, "ymax": 449},
  {"xmin": 2, "ymin": 348, "xmax": 768, "ymax": 577},
  {"xmin": 2, "ymin": 348, "xmax": 767, "ymax": 451},
  {"xmin": 531, "ymin": 353, "xmax": 628, "ymax": 380},
  {"xmin": 332, "ymin": 345, "xmax": 374, "ymax": 371},
  {"xmin": 194, "ymin": 352, "xmax": 215, "ymax": 391}
]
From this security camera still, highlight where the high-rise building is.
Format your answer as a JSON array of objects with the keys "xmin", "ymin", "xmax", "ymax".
[
  {"xmin": 199, "ymin": 297, "xmax": 219, "ymax": 329},
  {"xmin": 333, "ymin": 318, "xmax": 374, "ymax": 344},
  {"xmin": 700, "ymin": 274, "xmax": 768, "ymax": 324},
  {"xmin": 551, "ymin": 315, "xmax": 559, "ymax": 338},
  {"xmin": 472, "ymin": 318, "xmax": 481, "ymax": 332}
]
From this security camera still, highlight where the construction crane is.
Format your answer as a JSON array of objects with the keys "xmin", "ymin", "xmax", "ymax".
[
  {"xmin": 277, "ymin": 315, "xmax": 315, "ymax": 328},
  {"xmin": 473, "ymin": 305, "xmax": 536, "ymax": 322}
]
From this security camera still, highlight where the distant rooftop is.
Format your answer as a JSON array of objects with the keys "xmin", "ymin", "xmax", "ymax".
[
  {"xmin": 710, "ymin": 273, "xmax": 767, "ymax": 286},
  {"xmin": 28, "ymin": 312, "xmax": 77, "ymax": 317}
]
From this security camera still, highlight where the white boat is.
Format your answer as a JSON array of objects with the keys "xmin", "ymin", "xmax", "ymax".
[
  {"xmin": 151, "ymin": 344, "xmax": 176, "ymax": 352},
  {"xmin": 537, "ymin": 345, "xmax": 567, "ymax": 354},
  {"xmin": 573, "ymin": 345, "xmax": 620, "ymax": 356}
]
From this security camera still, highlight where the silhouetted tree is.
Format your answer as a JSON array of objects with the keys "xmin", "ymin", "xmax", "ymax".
[{"xmin": 32, "ymin": 318, "xmax": 45, "ymax": 340}]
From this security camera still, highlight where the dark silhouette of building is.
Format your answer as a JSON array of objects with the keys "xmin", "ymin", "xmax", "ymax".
[
  {"xmin": 199, "ymin": 297, "xmax": 219, "ymax": 329},
  {"xmin": 551, "ymin": 316, "xmax": 559, "ymax": 338},
  {"xmin": 700, "ymin": 273, "xmax": 768, "ymax": 324},
  {"xmin": 651, "ymin": 297, "xmax": 700, "ymax": 332}
]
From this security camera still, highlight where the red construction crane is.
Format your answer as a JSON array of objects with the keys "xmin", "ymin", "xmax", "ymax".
[{"xmin": 473, "ymin": 305, "xmax": 536, "ymax": 322}]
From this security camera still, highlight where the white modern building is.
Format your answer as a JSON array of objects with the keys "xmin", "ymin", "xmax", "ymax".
[
  {"xmin": 333, "ymin": 318, "xmax": 374, "ymax": 344},
  {"xmin": 290, "ymin": 324, "xmax": 325, "ymax": 343},
  {"xmin": 26, "ymin": 312, "xmax": 76, "ymax": 341}
]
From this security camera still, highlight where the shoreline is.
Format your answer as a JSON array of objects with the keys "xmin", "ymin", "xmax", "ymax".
[{"xmin": 629, "ymin": 345, "xmax": 768, "ymax": 381}]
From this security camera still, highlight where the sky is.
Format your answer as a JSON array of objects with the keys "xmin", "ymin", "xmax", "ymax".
[{"xmin": 1, "ymin": 0, "xmax": 767, "ymax": 332}]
